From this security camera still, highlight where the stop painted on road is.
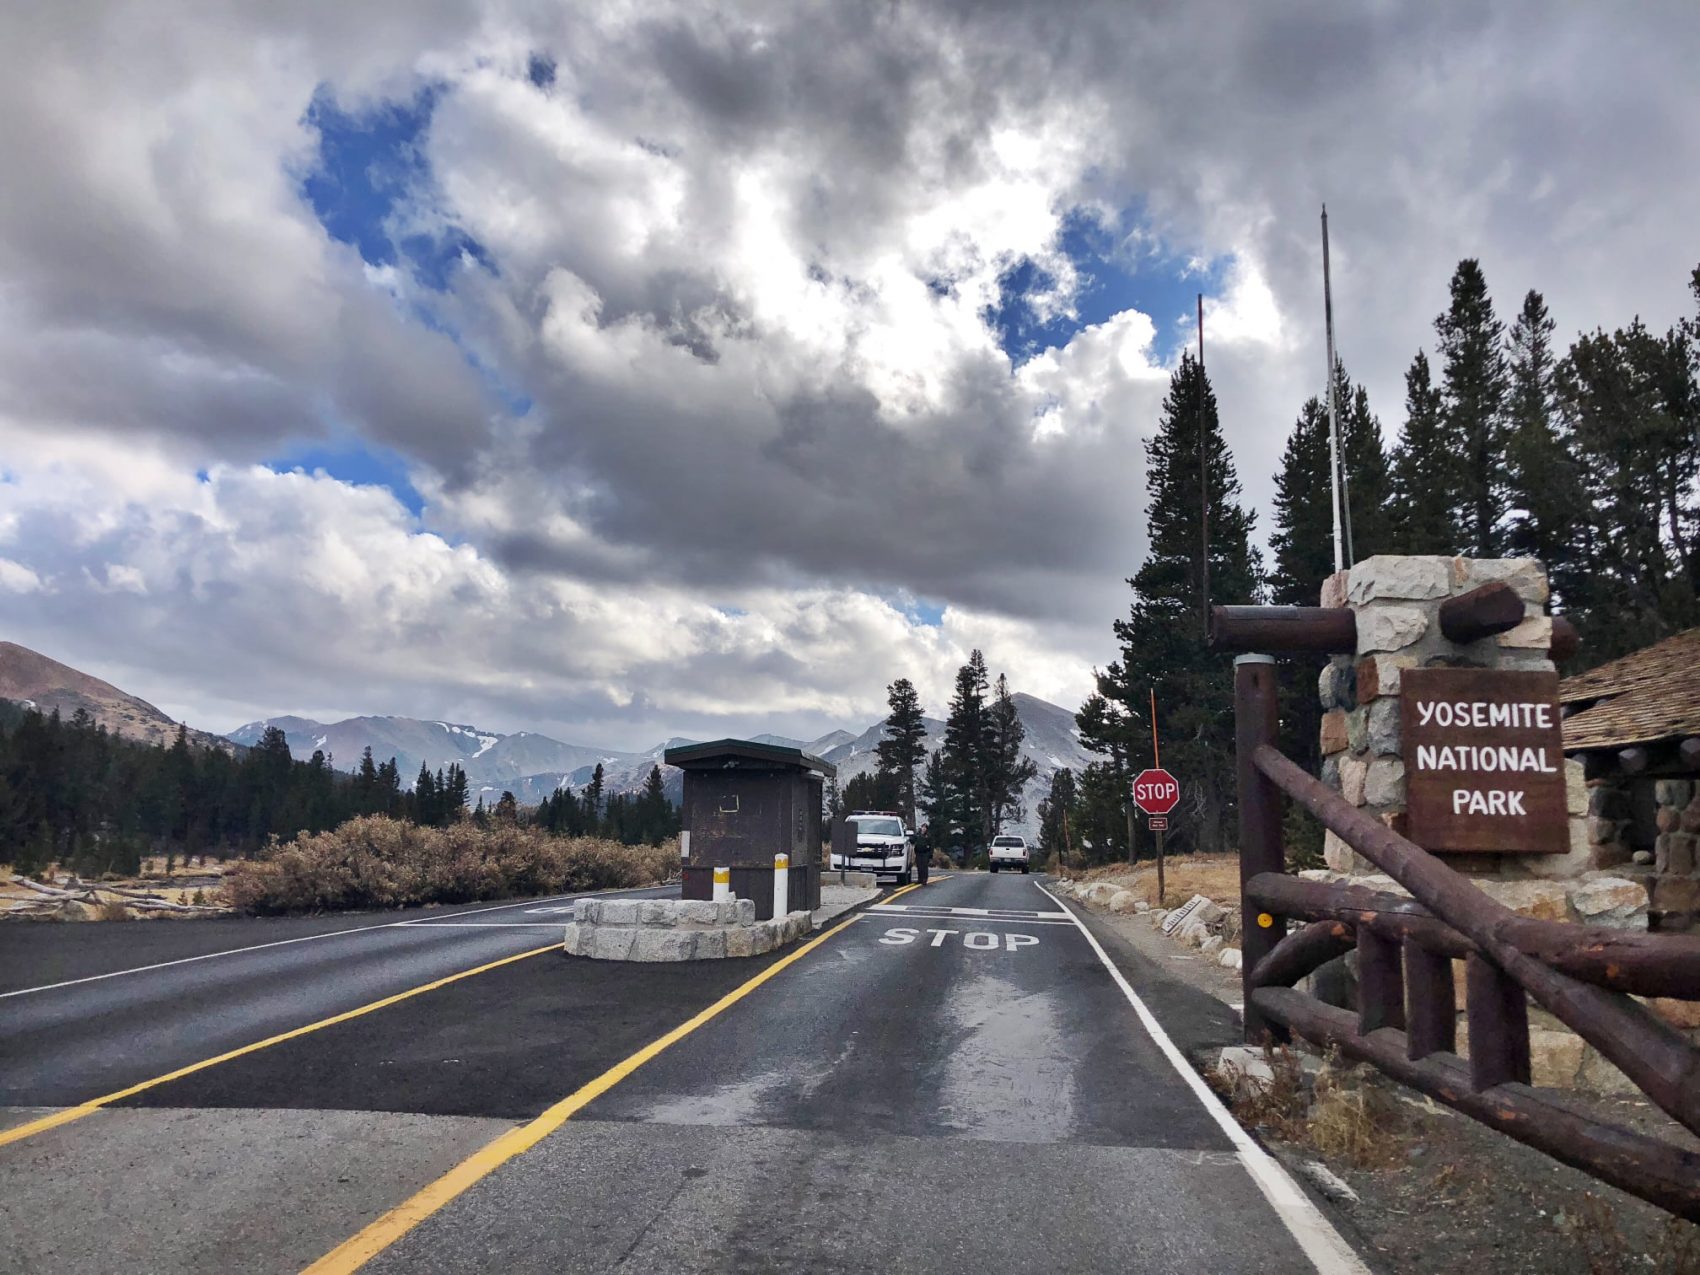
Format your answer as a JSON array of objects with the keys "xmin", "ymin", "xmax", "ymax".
[{"xmin": 878, "ymin": 927, "xmax": 1039, "ymax": 951}]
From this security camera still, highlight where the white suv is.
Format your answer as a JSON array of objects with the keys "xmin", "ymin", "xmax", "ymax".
[
  {"xmin": 836, "ymin": 811, "xmax": 915, "ymax": 885},
  {"xmin": 988, "ymin": 834, "xmax": 1029, "ymax": 874}
]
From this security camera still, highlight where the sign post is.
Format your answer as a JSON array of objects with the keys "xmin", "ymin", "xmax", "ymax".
[{"xmin": 1132, "ymin": 766, "xmax": 1180, "ymax": 906}]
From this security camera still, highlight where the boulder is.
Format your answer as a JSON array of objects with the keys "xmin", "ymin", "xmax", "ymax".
[
  {"xmin": 598, "ymin": 899, "xmax": 641, "ymax": 926},
  {"xmin": 632, "ymin": 930, "xmax": 699, "ymax": 962},
  {"xmin": 588, "ymin": 926, "xmax": 638, "ymax": 961},
  {"xmin": 1528, "ymin": 1028, "xmax": 1586, "ymax": 1088},
  {"xmin": 1363, "ymin": 758, "xmax": 1405, "ymax": 807},
  {"xmin": 574, "ymin": 898, "xmax": 601, "ymax": 924},
  {"xmin": 1134, "ymin": 900, "xmax": 1151, "ymax": 913},
  {"xmin": 639, "ymin": 900, "xmax": 677, "ymax": 926},
  {"xmin": 1450, "ymin": 557, "xmax": 1549, "ymax": 605},
  {"xmin": 1356, "ymin": 606, "xmax": 1429, "ymax": 653},
  {"xmin": 1347, "ymin": 555, "xmax": 1452, "ymax": 603},
  {"xmin": 1199, "ymin": 935, "xmax": 1224, "ymax": 956},
  {"xmin": 1108, "ymin": 890, "xmax": 1140, "ymax": 914},
  {"xmin": 1474, "ymin": 879, "xmax": 1569, "ymax": 922},
  {"xmin": 1568, "ymin": 877, "xmax": 1648, "ymax": 928},
  {"xmin": 1218, "ymin": 947, "xmax": 1243, "ymax": 970},
  {"xmin": 560, "ymin": 922, "xmax": 583, "ymax": 956}
]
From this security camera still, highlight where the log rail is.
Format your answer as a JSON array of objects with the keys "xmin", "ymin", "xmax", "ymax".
[{"xmin": 1231, "ymin": 655, "xmax": 1700, "ymax": 1223}]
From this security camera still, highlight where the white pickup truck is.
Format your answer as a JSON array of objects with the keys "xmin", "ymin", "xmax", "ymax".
[
  {"xmin": 833, "ymin": 811, "xmax": 916, "ymax": 885},
  {"xmin": 988, "ymin": 834, "xmax": 1030, "ymax": 873}
]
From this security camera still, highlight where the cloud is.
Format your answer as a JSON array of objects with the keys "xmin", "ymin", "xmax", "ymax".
[{"xmin": 1, "ymin": 1, "xmax": 1696, "ymax": 747}]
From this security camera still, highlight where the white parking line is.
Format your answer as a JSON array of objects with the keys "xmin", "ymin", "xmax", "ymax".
[
  {"xmin": 0, "ymin": 885, "xmax": 671, "ymax": 1000},
  {"xmin": 1035, "ymin": 881, "xmax": 1369, "ymax": 1275}
]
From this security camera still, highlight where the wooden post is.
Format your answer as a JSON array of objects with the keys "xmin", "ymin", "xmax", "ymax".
[
  {"xmin": 1404, "ymin": 940, "xmax": 1456, "ymax": 1060},
  {"xmin": 1235, "ymin": 654, "xmax": 1286, "ymax": 1043},
  {"xmin": 1466, "ymin": 953, "xmax": 1531, "ymax": 1089},
  {"xmin": 1356, "ymin": 928, "xmax": 1407, "ymax": 1035},
  {"xmin": 1437, "ymin": 581, "xmax": 1525, "ymax": 643}
]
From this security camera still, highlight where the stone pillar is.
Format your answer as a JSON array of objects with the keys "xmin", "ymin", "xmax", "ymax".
[{"xmin": 1314, "ymin": 556, "xmax": 1637, "ymax": 923}]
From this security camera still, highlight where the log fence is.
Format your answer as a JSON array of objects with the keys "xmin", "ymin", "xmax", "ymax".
[{"xmin": 1216, "ymin": 607, "xmax": 1700, "ymax": 1223}]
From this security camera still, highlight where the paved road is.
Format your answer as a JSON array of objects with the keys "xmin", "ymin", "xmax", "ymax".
[{"xmin": 0, "ymin": 874, "xmax": 1364, "ymax": 1274}]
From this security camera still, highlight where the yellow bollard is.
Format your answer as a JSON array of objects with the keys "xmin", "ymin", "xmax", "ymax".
[
  {"xmin": 774, "ymin": 853, "xmax": 790, "ymax": 918},
  {"xmin": 712, "ymin": 864, "xmax": 731, "ymax": 904}
]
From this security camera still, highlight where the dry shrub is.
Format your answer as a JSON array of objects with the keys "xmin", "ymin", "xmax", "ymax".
[
  {"xmin": 96, "ymin": 898, "xmax": 131, "ymax": 922},
  {"xmin": 224, "ymin": 815, "xmax": 676, "ymax": 915},
  {"xmin": 1211, "ymin": 1046, "xmax": 1406, "ymax": 1171}
]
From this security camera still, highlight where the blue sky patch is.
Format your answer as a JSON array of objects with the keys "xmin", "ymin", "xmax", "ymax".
[
  {"xmin": 301, "ymin": 86, "xmax": 491, "ymax": 293},
  {"xmin": 267, "ymin": 441, "xmax": 425, "ymax": 517},
  {"xmin": 985, "ymin": 207, "xmax": 1228, "ymax": 367}
]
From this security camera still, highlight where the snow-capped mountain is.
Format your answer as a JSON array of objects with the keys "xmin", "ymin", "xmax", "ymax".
[{"xmin": 228, "ymin": 693, "xmax": 1094, "ymax": 836}]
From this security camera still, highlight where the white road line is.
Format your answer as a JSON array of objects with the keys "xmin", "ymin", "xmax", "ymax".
[
  {"xmin": 871, "ymin": 904, "xmax": 1067, "ymax": 918},
  {"xmin": 392, "ymin": 922, "xmax": 567, "ymax": 928},
  {"xmin": 0, "ymin": 885, "xmax": 671, "ymax": 1000},
  {"xmin": 1035, "ymin": 881, "xmax": 1370, "ymax": 1275}
]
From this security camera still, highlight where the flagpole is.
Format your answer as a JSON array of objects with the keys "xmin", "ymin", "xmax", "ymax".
[{"xmin": 1322, "ymin": 205, "xmax": 1344, "ymax": 574}]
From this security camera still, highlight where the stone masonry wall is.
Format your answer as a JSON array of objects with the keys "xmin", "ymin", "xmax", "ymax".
[
  {"xmin": 1306, "ymin": 555, "xmax": 1671, "ymax": 1092},
  {"xmin": 1652, "ymin": 779, "xmax": 1700, "ymax": 932}
]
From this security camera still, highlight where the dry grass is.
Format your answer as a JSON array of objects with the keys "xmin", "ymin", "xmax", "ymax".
[
  {"xmin": 223, "ymin": 816, "xmax": 676, "ymax": 915},
  {"xmin": 95, "ymin": 899, "xmax": 131, "ymax": 922},
  {"xmin": 1064, "ymin": 854, "xmax": 1242, "ymax": 910},
  {"xmin": 1210, "ymin": 1046, "xmax": 1407, "ymax": 1171},
  {"xmin": 1561, "ymin": 1193, "xmax": 1700, "ymax": 1275}
]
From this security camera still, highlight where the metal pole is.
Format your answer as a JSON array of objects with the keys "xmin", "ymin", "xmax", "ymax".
[
  {"xmin": 1126, "ymin": 799, "xmax": 1136, "ymax": 867},
  {"xmin": 1197, "ymin": 293, "xmax": 1209, "ymax": 627},
  {"xmin": 1156, "ymin": 827, "xmax": 1166, "ymax": 909},
  {"xmin": 1321, "ymin": 206, "xmax": 1344, "ymax": 574},
  {"xmin": 1235, "ymin": 654, "xmax": 1286, "ymax": 1044}
]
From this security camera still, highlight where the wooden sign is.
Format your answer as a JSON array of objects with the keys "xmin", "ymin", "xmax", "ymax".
[{"xmin": 1400, "ymin": 668, "xmax": 1568, "ymax": 853}]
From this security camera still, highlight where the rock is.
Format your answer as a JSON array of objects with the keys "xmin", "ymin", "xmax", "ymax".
[
  {"xmin": 1683, "ymin": 801, "xmax": 1700, "ymax": 834},
  {"xmin": 1665, "ymin": 832, "xmax": 1697, "ymax": 876},
  {"xmin": 632, "ymin": 929, "xmax": 699, "ymax": 962},
  {"xmin": 1320, "ymin": 570, "xmax": 1350, "ymax": 610},
  {"xmin": 1199, "ymin": 935, "xmax": 1224, "ymax": 956},
  {"xmin": 1355, "ymin": 654, "xmax": 1415, "ymax": 701},
  {"xmin": 725, "ymin": 926, "xmax": 765, "ymax": 958},
  {"xmin": 1357, "ymin": 605, "xmax": 1430, "ymax": 653},
  {"xmin": 1588, "ymin": 784, "xmax": 1628, "ymax": 819},
  {"xmin": 1587, "ymin": 816, "xmax": 1622, "ymax": 846},
  {"xmin": 1148, "ymin": 909, "xmax": 1168, "ymax": 927},
  {"xmin": 1301, "ymin": 1160, "xmax": 1360, "ymax": 1205},
  {"xmin": 1450, "ymin": 557, "xmax": 1549, "ymax": 604},
  {"xmin": 1218, "ymin": 947, "xmax": 1242, "ymax": 970},
  {"xmin": 676, "ymin": 900, "xmax": 721, "ymax": 925},
  {"xmin": 695, "ymin": 929, "xmax": 728, "ymax": 960},
  {"xmin": 1364, "ymin": 758, "xmax": 1405, "ymax": 807},
  {"xmin": 1473, "ymin": 879, "xmax": 1569, "ymax": 922},
  {"xmin": 1657, "ymin": 806, "xmax": 1682, "ymax": 834},
  {"xmin": 1347, "ymin": 555, "xmax": 1452, "ymax": 603},
  {"xmin": 1578, "ymin": 1045, "xmax": 1641, "ymax": 1097},
  {"xmin": 1324, "ymin": 830, "xmax": 1373, "ymax": 875},
  {"xmin": 1134, "ymin": 900, "xmax": 1151, "ymax": 913},
  {"xmin": 1648, "ymin": 998, "xmax": 1700, "ymax": 1030},
  {"xmin": 1652, "ymin": 876, "xmax": 1700, "ymax": 914},
  {"xmin": 589, "ymin": 926, "xmax": 638, "ymax": 961},
  {"xmin": 1569, "ymin": 877, "xmax": 1648, "ymax": 928},
  {"xmin": 1178, "ymin": 920, "xmax": 1210, "ymax": 947},
  {"xmin": 575, "ymin": 898, "xmax": 601, "ymax": 924},
  {"xmin": 1320, "ymin": 709, "xmax": 1350, "ymax": 755},
  {"xmin": 1216, "ymin": 1045, "xmax": 1275, "ymax": 1086},
  {"xmin": 599, "ymin": 900, "xmax": 641, "ymax": 926},
  {"xmin": 639, "ymin": 901, "xmax": 677, "ymax": 926},
  {"xmin": 1339, "ymin": 755, "xmax": 1368, "ymax": 806},
  {"xmin": 1319, "ymin": 661, "xmax": 1356, "ymax": 711},
  {"xmin": 1528, "ymin": 1028, "xmax": 1586, "ymax": 1088},
  {"xmin": 1367, "ymin": 698, "xmax": 1401, "ymax": 756},
  {"xmin": 1496, "ymin": 615, "xmax": 1552, "ymax": 650},
  {"xmin": 1654, "ymin": 780, "xmax": 1693, "ymax": 807},
  {"xmin": 1632, "ymin": 849, "xmax": 1654, "ymax": 865},
  {"xmin": 735, "ymin": 898, "xmax": 757, "ymax": 925},
  {"xmin": 1346, "ymin": 708, "xmax": 1369, "ymax": 755},
  {"xmin": 560, "ymin": 922, "xmax": 583, "ymax": 956},
  {"xmin": 1108, "ymin": 890, "xmax": 1140, "ymax": 914}
]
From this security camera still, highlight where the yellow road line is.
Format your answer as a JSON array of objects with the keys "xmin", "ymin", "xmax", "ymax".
[
  {"xmin": 304, "ymin": 891, "xmax": 907, "ymax": 1274},
  {"xmin": 0, "ymin": 942, "xmax": 559, "ymax": 1151}
]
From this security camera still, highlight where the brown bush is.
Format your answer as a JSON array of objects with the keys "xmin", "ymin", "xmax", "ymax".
[{"xmin": 223, "ymin": 816, "xmax": 676, "ymax": 915}]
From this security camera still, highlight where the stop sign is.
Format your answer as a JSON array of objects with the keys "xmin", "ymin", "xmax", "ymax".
[{"xmin": 1131, "ymin": 768, "xmax": 1180, "ymax": 816}]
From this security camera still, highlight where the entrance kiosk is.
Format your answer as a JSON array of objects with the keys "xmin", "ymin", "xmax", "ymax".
[{"xmin": 666, "ymin": 739, "xmax": 832, "ymax": 919}]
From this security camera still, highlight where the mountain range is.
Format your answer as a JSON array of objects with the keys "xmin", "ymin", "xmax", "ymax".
[
  {"xmin": 231, "ymin": 691, "xmax": 1093, "ymax": 836},
  {"xmin": 0, "ymin": 641, "xmax": 235, "ymax": 753},
  {"xmin": 0, "ymin": 639, "xmax": 1094, "ymax": 837}
]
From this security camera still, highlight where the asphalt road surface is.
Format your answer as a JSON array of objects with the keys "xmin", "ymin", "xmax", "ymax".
[{"xmin": 0, "ymin": 873, "xmax": 1366, "ymax": 1274}]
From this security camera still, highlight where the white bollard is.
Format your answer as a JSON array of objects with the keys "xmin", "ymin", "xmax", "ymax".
[
  {"xmin": 774, "ymin": 852, "xmax": 789, "ymax": 918},
  {"xmin": 712, "ymin": 864, "xmax": 730, "ymax": 904}
]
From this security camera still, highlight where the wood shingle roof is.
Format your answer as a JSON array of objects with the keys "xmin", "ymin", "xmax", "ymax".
[{"xmin": 1559, "ymin": 627, "xmax": 1700, "ymax": 752}]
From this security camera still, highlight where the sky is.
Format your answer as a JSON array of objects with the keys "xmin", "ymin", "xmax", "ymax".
[{"xmin": 1, "ymin": 2, "xmax": 1697, "ymax": 752}]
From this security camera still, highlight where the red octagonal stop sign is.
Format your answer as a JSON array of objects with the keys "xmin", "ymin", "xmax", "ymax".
[{"xmin": 1131, "ymin": 768, "xmax": 1180, "ymax": 816}]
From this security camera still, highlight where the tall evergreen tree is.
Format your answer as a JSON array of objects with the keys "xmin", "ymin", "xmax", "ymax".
[
  {"xmin": 984, "ymin": 674, "xmax": 1036, "ymax": 836},
  {"xmin": 940, "ymin": 650, "xmax": 990, "ymax": 847},
  {"xmin": 873, "ymin": 677, "xmax": 929, "ymax": 824},
  {"xmin": 1436, "ymin": 259, "xmax": 1509, "ymax": 554},
  {"xmin": 1389, "ymin": 350, "xmax": 1456, "ymax": 554},
  {"xmin": 1035, "ymin": 767, "xmax": 1078, "ymax": 867},
  {"xmin": 1078, "ymin": 353, "xmax": 1260, "ymax": 855},
  {"xmin": 585, "ymin": 763, "xmax": 606, "ymax": 832}
]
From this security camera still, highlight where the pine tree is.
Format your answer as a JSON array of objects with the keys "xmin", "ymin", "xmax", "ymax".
[
  {"xmin": 1389, "ymin": 350, "xmax": 1456, "ymax": 554},
  {"xmin": 873, "ymin": 677, "xmax": 928, "ymax": 824},
  {"xmin": 1436, "ymin": 259, "xmax": 1509, "ymax": 555},
  {"xmin": 1078, "ymin": 353, "xmax": 1260, "ymax": 855},
  {"xmin": 916, "ymin": 751, "xmax": 949, "ymax": 857},
  {"xmin": 493, "ymin": 791, "xmax": 518, "ymax": 825},
  {"xmin": 1035, "ymin": 767, "xmax": 1078, "ymax": 867},
  {"xmin": 586, "ymin": 763, "xmax": 606, "ymax": 833},
  {"xmin": 984, "ymin": 674, "xmax": 1036, "ymax": 835},
  {"xmin": 940, "ymin": 651, "xmax": 990, "ymax": 847},
  {"xmin": 1504, "ymin": 290, "xmax": 1587, "ymax": 604}
]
